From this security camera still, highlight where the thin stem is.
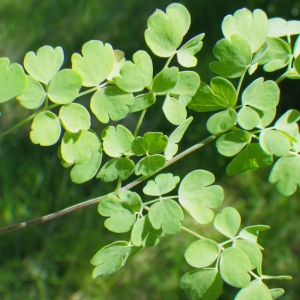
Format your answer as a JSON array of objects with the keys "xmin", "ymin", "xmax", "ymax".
[
  {"xmin": 0, "ymin": 134, "xmax": 218, "ymax": 235},
  {"xmin": 164, "ymin": 53, "xmax": 176, "ymax": 69},
  {"xmin": 133, "ymin": 109, "xmax": 147, "ymax": 137},
  {"xmin": 181, "ymin": 226, "xmax": 207, "ymax": 240},
  {"xmin": 143, "ymin": 195, "xmax": 179, "ymax": 206},
  {"xmin": 236, "ymin": 70, "xmax": 246, "ymax": 95},
  {"xmin": 77, "ymin": 86, "xmax": 99, "ymax": 98},
  {"xmin": 249, "ymin": 270, "xmax": 260, "ymax": 280}
]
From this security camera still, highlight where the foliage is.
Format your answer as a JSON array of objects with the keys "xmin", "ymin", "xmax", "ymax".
[{"xmin": 0, "ymin": 2, "xmax": 300, "ymax": 299}]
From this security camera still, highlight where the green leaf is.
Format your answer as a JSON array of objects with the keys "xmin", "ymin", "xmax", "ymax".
[
  {"xmin": 235, "ymin": 280, "xmax": 273, "ymax": 300},
  {"xmin": 96, "ymin": 157, "xmax": 134, "ymax": 182},
  {"xmin": 143, "ymin": 173, "xmax": 180, "ymax": 196},
  {"xmin": 70, "ymin": 151, "xmax": 102, "ymax": 184},
  {"xmin": 151, "ymin": 67, "xmax": 179, "ymax": 94},
  {"xmin": 129, "ymin": 93, "xmax": 156, "ymax": 113},
  {"xmin": 216, "ymin": 130, "xmax": 251, "ymax": 157},
  {"xmin": 251, "ymin": 42, "xmax": 269, "ymax": 65},
  {"xmin": 207, "ymin": 109, "xmax": 237, "ymax": 134},
  {"xmin": 259, "ymin": 38, "xmax": 291, "ymax": 71},
  {"xmin": 222, "ymin": 9, "xmax": 268, "ymax": 53},
  {"xmin": 238, "ymin": 225, "xmax": 270, "ymax": 244},
  {"xmin": 132, "ymin": 132, "xmax": 168, "ymax": 155},
  {"xmin": 226, "ymin": 144, "xmax": 273, "ymax": 176},
  {"xmin": 188, "ymin": 77, "xmax": 237, "ymax": 112},
  {"xmin": 16, "ymin": 76, "xmax": 46, "ymax": 109},
  {"xmin": 269, "ymin": 155, "xmax": 300, "ymax": 196},
  {"xmin": 90, "ymin": 86, "xmax": 134, "ymax": 123},
  {"xmin": 214, "ymin": 207, "xmax": 241, "ymax": 238},
  {"xmin": 59, "ymin": 103, "xmax": 90, "ymax": 133},
  {"xmin": 90, "ymin": 241, "xmax": 131, "ymax": 277},
  {"xmin": 268, "ymin": 18, "xmax": 300, "ymax": 37},
  {"xmin": 98, "ymin": 192, "xmax": 142, "ymax": 233},
  {"xmin": 107, "ymin": 50, "xmax": 125, "ymax": 80},
  {"xmin": 170, "ymin": 71, "xmax": 200, "ymax": 96},
  {"xmin": 220, "ymin": 247, "xmax": 252, "ymax": 288},
  {"xmin": 148, "ymin": 199, "xmax": 183, "ymax": 234},
  {"xmin": 163, "ymin": 95, "xmax": 187, "ymax": 125},
  {"xmin": 131, "ymin": 216, "xmax": 163, "ymax": 247},
  {"xmin": 61, "ymin": 131, "xmax": 100, "ymax": 164},
  {"xmin": 145, "ymin": 3, "xmax": 190, "ymax": 57},
  {"xmin": 135, "ymin": 155, "xmax": 166, "ymax": 176},
  {"xmin": 48, "ymin": 69, "xmax": 82, "ymax": 104},
  {"xmin": 71, "ymin": 40, "xmax": 114, "ymax": 87},
  {"xmin": 101, "ymin": 125, "xmax": 134, "ymax": 158},
  {"xmin": 177, "ymin": 33, "xmax": 205, "ymax": 67},
  {"xmin": 24, "ymin": 45, "xmax": 64, "ymax": 84},
  {"xmin": 210, "ymin": 35, "xmax": 252, "ymax": 78},
  {"xmin": 237, "ymin": 106, "xmax": 260, "ymax": 130},
  {"xmin": 269, "ymin": 288, "xmax": 285, "ymax": 299},
  {"xmin": 179, "ymin": 170, "xmax": 224, "ymax": 224},
  {"xmin": 164, "ymin": 117, "xmax": 193, "ymax": 160},
  {"xmin": 234, "ymin": 240, "xmax": 262, "ymax": 269},
  {"xmin": 259, "ymin": 129, "xmax": 291, "ymax": 156},
  {"xmin": 274, "ymin": 109, "xmax": 300, "ymax": 139},
  {"xmin": 0, "ymin": 58, "xmax": 28, "ymax": 103},
  {"xmin": 179, "ymin": 269, "xmax": 223, "ymax": 300},
  {"xmin": 30, "ymin": 111, "xmax": 61, "ymax": 146},
  {"xmin": 185, "ymin": 239, "xmax": 219, "ymax": 268},
  {"xmin": 113, "ymin": 50, "xmax": 153, "ymax": 92}
]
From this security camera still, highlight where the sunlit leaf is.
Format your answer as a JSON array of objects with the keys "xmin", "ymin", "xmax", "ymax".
[
  {"xmin": 235, "ymin": 280, "xmax": 273, "ymax": 300},
  {"xmin": 163, "ymin": 95, "xmax": 187, "ymax": 125},
  {"xmin": 234, "ymin": 240, "xmax": 262, "ymax": 269},
  {"xmin": 107, "ymin": 50, "xmax": 125, "ymax": 80},
  {"xmin": 238, "ymin": 225, "xmax": 270, "ymax": 244},
  {"xmin": 268, "ymin": 18, "xmax": 300, "ymax": 37},
  {"xmin": 274, "ymin": 109, "xmax": 300, "ymax": 139},
  {"xmin": 132, "ymin": 132, "xmax": 168, "ymax": 155},
  {"xmin": 207, "ymin": 109, "xmax": 237, "ymax": 134},
  {"xmin": 171, "ymin": 71, "xmax": 200, "ymax": 96},
  {"xmin": 129, "ymin": 93, "xmax": 156, "ymax": 113},
  {"xmin": 151, "ymin": 67, "xmax": 179, "ymax": 94},
  {"xmin": 135, "ymin": 155, "xmax": 166, "ymax": 176}
]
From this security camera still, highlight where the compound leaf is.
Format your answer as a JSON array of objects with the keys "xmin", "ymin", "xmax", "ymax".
[
  {"xmin": 148, "ymin": 199, "xmax": 183, "ymax": 234},
  {"xmin": 59, "ymin": 103, "xmax": 90, "ymax": 133},
  {"xmin": 179, "ymin": 268, "xmax": 223, "ymax": 300},
  {"xmin": 101, "ymin": 125, "xmax": 134, "ymax": 158},
  {"xmin": 135, "ymin": 155, "xmax": 166, "ymax": 176},
  {"xmin": 235, "ymin": 280, "xmax": 273, "ymax": 300},
  {"xmin": 132, "ymin": 132, "xmax": 168, "ymax": 155},
  {"xmin": 210, "ymin": 35, "xmax": 252, "ymax": 78},
  {"xmin": 269, "ymin": 154, "xmax": 300, "ymax": 196},
  {"xmin": 113, "ymin": 50, "xmax": 153, "ymax": 92},
  {"xmin": 145, "ymin": 3, "xmax": 190, "ymax": 57},
  {"xmin": 24, "ymin": 45, "xmax": 63, "ymax": 84},
  {"xmin": 0, "ymin": 58, "xmax": 28, "ymax": 103},
  {"xmin": 226, "ymin": 144, "xmax": 273, "ymax": 176},
  {"xmin": 90, "ymin": 86, "xmax": 134, "ymax": 123},
  {"xmin": 30, "ymin": 111, "xmax": 61, "ymax": 146},
  {"xmin": 143, "ymin": 173, "xmax": 180, "ymax": 196},
  {"xmin": 71, "ymin": 40, "xmax": 114, "ymax": 87},
  {"xmin": 90, "ymin": 241, "xmax": 131, "ymax": 277},
  {"xmin": 179, "ymin": 170, "xmax": 224, "ymax": 224},
  {"xmin": 185, "ymin": 239, "xmax": 219, "ymax": 268},
  {"xmin": 220, "ymin": 247, "xmax": 252, "ymax": 288},
  {"xmin": 48, "ymin": 69, "xmax": 82, "ymax": 104}
]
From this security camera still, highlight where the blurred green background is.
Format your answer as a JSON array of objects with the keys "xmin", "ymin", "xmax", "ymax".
[{"xmin": 0, "ymin": 0, "xmax": 299, "ymax": 299}]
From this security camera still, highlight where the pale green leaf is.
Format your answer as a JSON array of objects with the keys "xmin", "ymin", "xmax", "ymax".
[
  {"xmin": 48, "ymin": 69, "xmax": 82, "ymax": 104},
  {"xmin": 207, "ymin": 109, "xmax": 237, "ymax": 134},
  {"xmin": 107, "ymin": 50, "xmax": 125, "ymax": 80},
  {"xmin": 274, "ymin": 109, "xmax": 300, "ymax": 139},
  {"xmin": 177, "ymin": 33, "xmax": 205, "ymax": 67},
  {"xmin": 293, "ymin": 35, "xmax": 300, "ymax": 59},
  {"xmin": 90, "ymin": 241, "xmax": 131, "ymax": 277},
  {"xmin": 179, "ymin": 269, "xmax": 223, "ymax": 300},
  {"xmin": 71, "ymin": 40, "xmax": 114, "ymax": 87},
  {"xmin": 163, "ymin": 95, "xmax": 187, "ymax": 125},
  {"xmin": 129, "ymin": 93, "xmax": 156, "ymax": 113},
  {"xmin": 151, "ymin": 67, "xmax": 179, "ymax": 94},
  {"xmin": 16, "ymin": 76, "xmax": 45, "ymax": 109},
  {"xmin": 59, "ymin": 103, "xmax": 90, "ymax": 133},
  {"xmin": 238, "ymin": 225, "xmax": 270, "ymax": 244},
  {"xmin": 70, "ymin": 151, "xmax": 102, "ymax": 184},
  {"xmin": 145, "ymin": 3, "xmax": 190, "ymax": 57},
  {"xmin": 0, "ymin": 58, "xmax": 28, "ymax": 103},
  {"xmin": 135, "ymin": 155, "xmax": 166, "ymax": 176},
  {"xmin": 143, "ymin": 173, "xmax": 180, "ymax": 196},
  {"xmin": 220, "ymin": 247, "xmax": 251, "ymax": 288},
  {"xmin": 234, "ymin": 240, "xmax": 262, "ymax": 269},
  {"xmin": 101, "ymin": 125, "xmax": 134, "ymax": 158},
  {"xmin": 164, "ymin": 117, "xmax": 193, "ymax": 160},
  {"xmin": 210, "ymin": 35, "xmax": 252, "ymax": 78},
  {"xmin": 185, "ymin": 239, "xmax": 219, "ymax": 268},
  {"xmin": 179, "ymin": 170, "xmax": 224, "ymax": 224},
  {"xmin": 269, "ymin": 155, "xmax": 300, "ymax": 196},
  {"xmin": 113, "ymin": 50, "xmax": 153, "ymax": 92},
  {"xmin": 251, "ymin": 42, "xmax": 269, "ymax": 65},
  {"xmin": 148, "ymin": 199, "xmax": 183, "ymax": 234},
  {"xmin": 188, "ymin": 77, "xmax": 237, "ymax": 112},
  {"xmin": 268, "ymin": 18, "xmax": 300, "ymax": 37},
  {"xmin": 170, "ymin": 71, "xmax": 200, "ymax": 96},
  {"xmin": 90, "ymin": 86, "xmax": 134, "ymax": 123},
  {"xmin": 132, "ymin": 132, "xmax": 168, "ymax": 155},
  {"xmin": 235, "ymin": 280, "xmax": 273, "ymax": 300},
  {"xmin": 214, "ymin": 207, "xmax": 241, "ymax": 238},
  {"xmin": 24, "ymin": 45, "xmax": 63, "ymax": 84},
  {"xmin": 222, "ymin": 9, "xmax": 268, "ymax": 53},
  {"xmin": 216, "ymin": 130, "xmax": 251, "ymax": 157},
  {"xmin": 269, "ymin": 288, "xmax": 285, "ymax": 299},
  {"xmin": 226, "ymin": 144, "xmax": 273, "ymax": 176},
  {"xmin": 237, "ymin": 106, "xmax": 260, "ymax": 130}
]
